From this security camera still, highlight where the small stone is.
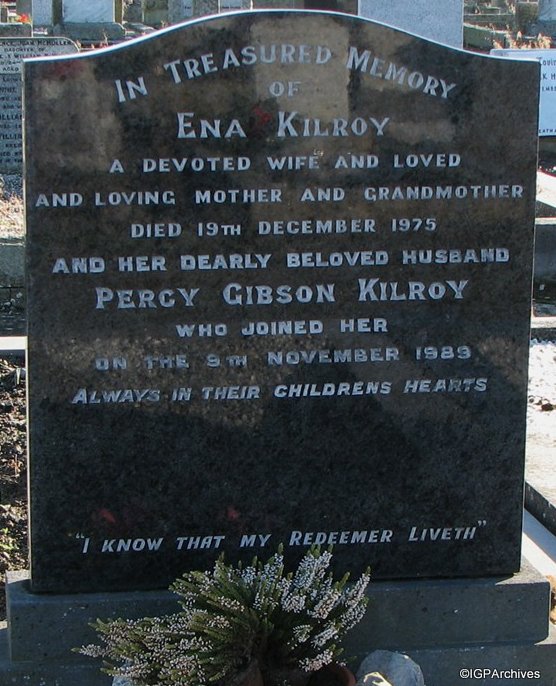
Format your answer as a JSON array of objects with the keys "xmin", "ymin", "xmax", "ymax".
[
  {"xmin": 361, "ymin": 672, "xmax": 393, "ymax": 686},
  {"xmin": 541, "ymin": 401, "xmax": 554, "ymax": 411},
  {"xmin": 357, "ymin": 651, "xmax": 425, "ymax": 686}
]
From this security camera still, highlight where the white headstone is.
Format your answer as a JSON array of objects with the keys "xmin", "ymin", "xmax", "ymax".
[
  {"xmin": 62, "ymin": 0, "xmax": 115, "ymax": 23},
  {"xmin": 358, "ymin": 0, "xmax": 463, "ymax": 47},
  {"xmin": 168, "ymin": 0, "xmax": 193, "ymax": 23},
  {"xmin": 32, "ymin": 0, "xmax": 53, "ymax": 25},
  {"xmin": 169, "ymin": 0, "xmax": 250, "ymax": 20},
  {"xmin": 539, "ymin": 0, "xmax": 556, "ymax": 21},
  {"xmin": 491, "ymin": 49, "xmax": 556, "ymax": 136},
  {"xmin": 220, "ymin": 0, "xmax": 250, "ymax": 11}
]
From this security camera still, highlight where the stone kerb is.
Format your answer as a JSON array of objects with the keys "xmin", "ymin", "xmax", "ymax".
[{"xmin": 0, "ymin": 38, "xmax": 78, "ymax": 173}]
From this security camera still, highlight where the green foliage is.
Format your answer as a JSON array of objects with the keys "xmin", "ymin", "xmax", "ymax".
[
  {"xmin": 0, "ymin": 527, "xmax": 17, "ymax": 552},
  {"xmin": 80, "ymin": 546, "xmax": 370, "ymax": 686}
]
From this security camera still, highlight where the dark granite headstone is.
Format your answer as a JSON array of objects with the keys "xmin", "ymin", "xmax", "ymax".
[
  {"xmin": 0, "ymin": 38, "xmax": 78, "ymax": 172},
  {"xmin": 24, "ymin": 11, "xmax": 539, "ymax": 593}
]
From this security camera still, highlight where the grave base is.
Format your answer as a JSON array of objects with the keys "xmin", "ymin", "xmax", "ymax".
[
  {"xmin": 2, "ymin": 562, "xmax": 554, "ymax": 685},
  {"xmin": 408, "ymin": 627, "xmax": 556, "ymax": 686}
]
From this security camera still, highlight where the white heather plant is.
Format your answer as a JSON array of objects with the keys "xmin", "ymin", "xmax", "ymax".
[{"xmin": 80, "ymin": 545, "xmax": 370, "ymax": 686}]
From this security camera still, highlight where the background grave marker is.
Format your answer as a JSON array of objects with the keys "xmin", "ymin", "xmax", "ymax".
[{"xmin": 0, "ymin": 37, "xmax": 77, "ymax": 173}]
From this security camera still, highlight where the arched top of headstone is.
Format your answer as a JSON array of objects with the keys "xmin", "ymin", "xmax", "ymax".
[{"xmin": 25, "ymin": 8, "xmax": 525, "ymax": 65}]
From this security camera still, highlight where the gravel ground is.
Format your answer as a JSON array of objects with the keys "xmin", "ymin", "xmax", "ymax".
[
  {"xmin": 529, "ymin": 339, "xmax": 556, "ymax": 406},
  {"xmin": 528, "ymin": 339, "xmax": 556, "ymax": 443},
  {"xmin": 526, "ymin": 338, "xmax": 556, "ymax": 531},
  {"xmin": 0, "ymin": 175, "xmax": 23, "ymax": 239},
  {"xmin": 0, "ymin": 358, "xmax": 27, "ymax": 619}
]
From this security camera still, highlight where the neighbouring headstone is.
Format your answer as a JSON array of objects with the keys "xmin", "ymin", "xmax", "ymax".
[
  {"xmin": 14, "ymin": 0, "xmax": 58, "ymax": 26},
  {"xmin": 255, "ymin": 0, "xmax": 299, "ymax": 7},
  {"xmin": 125, "ymin": 0, "xmax": 143, "ymax": 21},
  {"xmin": 0, "ymin": 37, "xmax": 78, "ymax": 173},
  {"xmin": 32, "ymin": 0, "xmax": 55, "ymax": 25},
  {"xmin": 24, "ymin": 11, "xmax": 539, "ymax": 593},
  {"xmin": 16, "ymin": 0, "xmax": 32, "ymax": 15},
  {"xmin": 222, "ymin": 0, "xmax": 252, "ymax": 11},
  {"xmin": 192, "ymin": 0, "xmax": 218, "ymax": 15},
  {"xmin": 62, "ymin": 0, "xmax": 115, "ymax": 22},
  {"xmin": 59, "ymin": 0, "xmax": 125, "ymax": 43},
  {"xmin": 142, "ymin": 0, "xmax": 168, "ymax": 25},
  {"xmin": 491, "ymin": 48, "xmax": 556, "ymax": 135},
  {"xmin": 167, "ymin": 0, "xmax": 253, "ymax": 23},
  {"xmin": 539, "ymin": 0, "xmax": 556, "ymax": 20},
  {"xmin": 359, "ymin": 0, "xmax": 464, "ymax": 47},
  {"xmin": 168, "ymin": 0, "xmax": 192, "ymax": 22},
  {"xmin": 532, "ymin": 0, "xmax": 556, "ymax": 35}
]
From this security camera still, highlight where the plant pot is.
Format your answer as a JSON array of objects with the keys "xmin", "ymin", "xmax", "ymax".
[
  {"xmin": 236, "ymin": 661, "xmax": 356, "ymax": 686},
  {"xmin": 230, "ymin": 660, "xmax": 265, "ymax": 686}
]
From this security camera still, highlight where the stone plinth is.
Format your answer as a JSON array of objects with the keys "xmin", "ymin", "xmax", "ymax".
[
  {"xmin": 539, "ymin": 0, "xmax": 556, "ymax": 20},
  {"xmin": 534, "ymin": 219, "xmax": 556, "ymax": 285},
  {"xmin": 2, "ymin": 563, "xmax": 554, "ymax": 685},
  {"xmin": 32, "ymin": 0, "xmax": 54, "ymax": 25}
]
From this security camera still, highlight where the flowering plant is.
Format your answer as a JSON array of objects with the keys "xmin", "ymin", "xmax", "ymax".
[{"xmin": 80, "ymin": 545, "xmax": 370, "ymax": 686}]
